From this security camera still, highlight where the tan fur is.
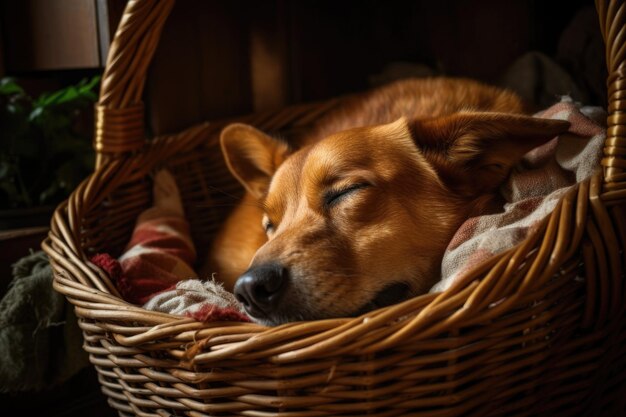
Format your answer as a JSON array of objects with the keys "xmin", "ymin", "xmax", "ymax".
[
  {"xmin": 206, "ymin": 77, "xmax": 569, "ymax": 324},
  {"xmin": 201, "ymin": 193, "xmax": 267, "ymax": 291}
]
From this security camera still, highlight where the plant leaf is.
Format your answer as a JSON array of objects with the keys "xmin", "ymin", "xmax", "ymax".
[
  {"xmin": 0, "ymin": 79, "xmax": 25, "ymax": 96},
  {"xmin": 0, "ymin": 75, "xmax": 99, "ymax": 209}
]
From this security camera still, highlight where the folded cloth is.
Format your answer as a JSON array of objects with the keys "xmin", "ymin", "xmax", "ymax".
[
  {"xmin": 113, "ymin": 169, "xmax": 198, "ymax": 305},
  {"xmin": 432, "ymin": 98, "xmax": 606, "ymax": 293},
  {"xmin": 91, "ymin": 169, "xmax": 248, "ymax": 322},
  {"xmin": 0, "ymin": 251, "xmax": 89, "ymax": 392},
  {"xmin": 144, "ymin": 279, "xmax": 249, "ymax": 322},
  {"xmin": 114, "ymin": 212, "xmax": 198, "ymax": 305}
]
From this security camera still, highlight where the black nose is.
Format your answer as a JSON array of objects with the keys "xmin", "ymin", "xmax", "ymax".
[{"xmin": 234, "ymin": 263, "xmax": 288, "ymax": 317}]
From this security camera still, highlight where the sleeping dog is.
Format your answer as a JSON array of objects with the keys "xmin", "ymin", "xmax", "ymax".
[{"xmin": 204, "ymin": 77, "xmax": 569, "ymax": 326}]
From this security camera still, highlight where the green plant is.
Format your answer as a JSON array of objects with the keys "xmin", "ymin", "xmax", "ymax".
[{"xmin": 0, "ymin": 76, "xmax": 100, "ymax": 209}]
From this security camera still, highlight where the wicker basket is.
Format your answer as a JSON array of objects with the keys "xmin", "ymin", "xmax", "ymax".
[{"xmin": 43, "ymin": 0, "xmax": 626, "ymax": 415}]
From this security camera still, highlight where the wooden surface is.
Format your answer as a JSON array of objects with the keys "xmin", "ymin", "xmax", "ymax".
[
  {"xmin": 2, "ymin": 0, "xmax": 101, "ymax": 70},
  {"xmin": 95, "ymin": 0, "xmax": 128, "ymax": 66},
  {"xmin": 143, "ymin": 0, "xmax": 593, "ymax": 136},
  {"xmin": 145, "ymin": 0, "xmax": 253, "ymax": 136},
  {"xmin": 0, "ymin": 0, "xmax": 126, "ymax": 71},
  {"xmin": 249, "ymin": 1, "xmax": 291, "ymax": 112}
]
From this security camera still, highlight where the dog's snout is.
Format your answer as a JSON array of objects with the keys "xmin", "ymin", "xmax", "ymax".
[{"xmin": 234, "ymin": 263, "xmax": 288, "ymax": 318}]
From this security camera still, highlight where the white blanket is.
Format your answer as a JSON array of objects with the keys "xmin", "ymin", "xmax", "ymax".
[{"xmin": 432, "ymin": 98, "xmax": 606, "ymax": 293}]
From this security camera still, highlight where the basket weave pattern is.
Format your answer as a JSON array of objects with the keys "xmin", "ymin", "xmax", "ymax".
[{"xmin": 43, "ymin": 0, "xmax": 626, "ymax": 415}]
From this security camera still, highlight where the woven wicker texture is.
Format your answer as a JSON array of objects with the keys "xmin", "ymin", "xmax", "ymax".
[{"xmin": 43, "ymin": 0, "xmax": 626, "ymax": 415}]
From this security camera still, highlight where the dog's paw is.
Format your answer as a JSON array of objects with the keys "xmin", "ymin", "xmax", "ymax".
[{"xmin": 153, "ymin": 169, "xmax": 184, "ymax": 215}]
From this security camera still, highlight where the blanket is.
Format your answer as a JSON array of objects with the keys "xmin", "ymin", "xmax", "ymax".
[
  {"xmin": 0, "ymin": 251, "xmax": 89, "ymax": 392},
  {"xmin": 91, "ymin": 170, "xmax": 249, "ymax": 322},
  {"xmin": 432, "ymin": 98, "xmax": 605, "ymax": 293}
]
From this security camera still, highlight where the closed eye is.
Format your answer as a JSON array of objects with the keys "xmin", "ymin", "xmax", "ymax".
[
  {"xmin": 323, "ymin": 183, "xmax": 370, "ymax": 208},
  {"xmin": 262, "ymin": 216, "xmax": 274, "ymax": 234}
]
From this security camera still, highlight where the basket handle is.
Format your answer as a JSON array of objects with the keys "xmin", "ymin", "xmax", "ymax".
[
  {"xmin": 94, "ymin": 0, "xmax": 175, "ymax": 167},
  {"xmin": 597, "ymin": 0, "xmax": 626, "ymax": 191}
]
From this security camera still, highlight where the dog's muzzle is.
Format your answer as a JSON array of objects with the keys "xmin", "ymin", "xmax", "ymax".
[{"xmin": 234, "ymin": 263, "xmax": 288, "ymax": 320}]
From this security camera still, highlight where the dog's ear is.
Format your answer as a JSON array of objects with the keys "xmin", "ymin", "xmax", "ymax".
[
  {"xmin": 410, "ymin": 113, "xmax": 570, "ymax": 195},
  {"xmin": 220, "ymin": 123, "xmax": 290, "ymax": 199}
]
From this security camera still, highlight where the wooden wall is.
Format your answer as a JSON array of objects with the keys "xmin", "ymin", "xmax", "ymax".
[{"xmin": 143, "ymin": 0, "xmax": 593, "ymax": 135}]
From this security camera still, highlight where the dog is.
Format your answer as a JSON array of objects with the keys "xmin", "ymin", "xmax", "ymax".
[{"xmin": 204, "ymin": 77, "xmax": 569, "ymax": 326}]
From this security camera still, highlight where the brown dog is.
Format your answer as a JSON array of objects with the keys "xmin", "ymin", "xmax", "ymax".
[{"xmin": 205, "ymin": 77, "xmax": 569, "ymax": 326}]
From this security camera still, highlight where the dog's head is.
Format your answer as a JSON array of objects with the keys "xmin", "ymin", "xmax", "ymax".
[{"xmin": 220, "ymin": 113, "xmax": 569, "ymax": 325}]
